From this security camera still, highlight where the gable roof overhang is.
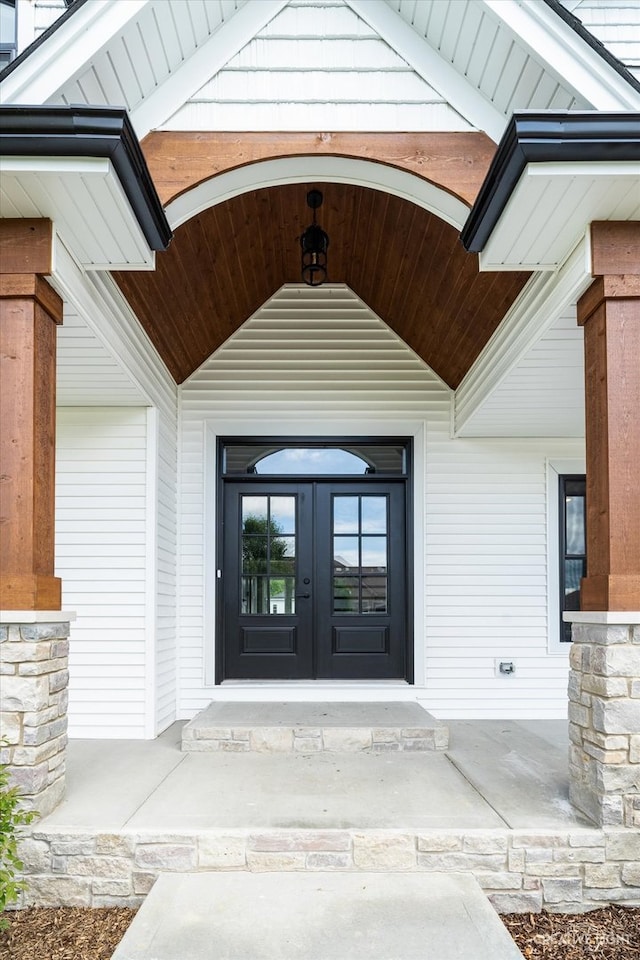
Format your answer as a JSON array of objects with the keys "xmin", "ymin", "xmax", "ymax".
[
  {"xmin": 455, "ymin": 111, "xmax": 639, "ymax": 436},
  {"xmin": 0, "ymin": 104, "xmax": 171, "ymax": 269},
  {"xmin": 2, "ymin": 1, "xmax": 640, "ymax": 145},
  {"xmin": 461, "ymin": 112, "xmax": 640, "ymax": 271}
]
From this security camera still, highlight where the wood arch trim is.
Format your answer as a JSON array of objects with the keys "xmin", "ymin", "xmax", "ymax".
[{"xmin": 141, "ymin": 131, "xmax": 496, "ymax": 211}]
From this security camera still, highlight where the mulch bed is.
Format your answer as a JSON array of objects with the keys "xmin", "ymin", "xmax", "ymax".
[
  {"xmin": 0, "ymin": 907, "xmax": 137, "ymax": 960},
  {"xmin": 0, "ymin": 904, "xmax": 639, "ymax": 958},
  {"xmin": 502, "ymin": 906, "xmax": 640, "ymax": 958}
]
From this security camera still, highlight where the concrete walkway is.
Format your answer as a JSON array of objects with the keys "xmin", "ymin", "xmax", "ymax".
[
  {"xmin": 42, "ymin": 719, "xmax": 589, "ymax": 832},
  {"xmin": 112, "ymin": 872, "xmax": 524, "ymax": 960}
]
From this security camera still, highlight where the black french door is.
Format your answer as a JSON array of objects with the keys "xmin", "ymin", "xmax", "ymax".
[{"xmin": 221, "ymin": 480, "xmax": 408, "ymax": 680}]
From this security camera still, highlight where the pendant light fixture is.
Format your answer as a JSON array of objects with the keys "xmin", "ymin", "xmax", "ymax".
[{"xmin": 300, "ymin": 189, "xmax": 328, "ymax": 286}]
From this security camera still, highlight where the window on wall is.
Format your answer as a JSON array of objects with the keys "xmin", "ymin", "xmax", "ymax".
[
  {"xmin": 0, "ymin": 0, "xmax": 16, "ymax": 68},
  {"xmin": 559, "ymin": 475, "xmax": 586, "ymax": 642}
]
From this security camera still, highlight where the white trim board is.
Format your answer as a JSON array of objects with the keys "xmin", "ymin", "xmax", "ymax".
[
  {"xmin": 165, "ymin": 155, "xmax": 470, "ymax": 232},
  {"xmin": 0, "ymin": 0, "xmax": 148, "ymax": 104},
  {"xmin": 484, "ymin": 0, "xmax": 640, "ymax": 110},
  {"xmin": 345, "ymin": 0, "xmax": 506, "ymax": 141},
  {"xmin": 131, "ymin": 0, "xmax": 290, "ymax": 138}
]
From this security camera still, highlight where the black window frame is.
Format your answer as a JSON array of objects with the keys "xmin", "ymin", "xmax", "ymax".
[
  {"xmin": 0, "ymin": 0, "xmax": 17, "ymax": 68},
  {"xmin": 559, "ymin": 474, "xmax": 586, "ymax": 643}
]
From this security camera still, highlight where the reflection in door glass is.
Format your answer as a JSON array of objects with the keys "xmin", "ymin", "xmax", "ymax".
[
  {"xmin": 241, "ymin": 495, "xmax": 296, "ymax": 615},
  {"xmin": 333, "ymin": 536, "xmax": 359, "ymax": 570},
  {"xmin": 332, "ymin": 495, "xmax": 388, "ymax": 614},
  {"xmin": 255, "ymin": 449, "xmax": 370, "ymax": 474},
  {"xmin": 333, "ymin": 496, "xmax": 359, "ymax": 533},
  {"xmin": 361, "ymin": 497, "xmax": 387, "ymax": 533}
]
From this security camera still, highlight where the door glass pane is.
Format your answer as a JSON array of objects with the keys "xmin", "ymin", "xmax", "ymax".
[
  {"xmin": 270, "ymin": 497, "xmax": 296, "ymax": 535},
  {"xmin": 361, "ymin": 497, "xmax": 386, "ymax": 533},
  {"xmin": 271, "ymin": 536, "xmax": 296, "ymax": 575},
  {"xmin": 565, "ymin": 495, "xmax": 585, "ymax": 555},
  {"xmin": 331, "ymin": 496, "xmax": 390, "ymax": 614},
  {"xmin": 362, "ymin": 576, "xmax": 387, "ymax": 613},
  {"xmin": 333, "ymin": 496, "xmax": 359, "ymax": 534},
  {"xmin": 269, "ymin": 577, "xmax": 296, "ymax": 614},
  {"xmin": 242, "ymin": 576, "xmax": 269, "ymax": 614},
  {"xmin": 255, "ymin": 448, "xmax": 369, "ymax": 474},
  {"xmin": 242, "ymin": 537, "xmax": 268, "ymax": 574},
  {"xmin": 334, "ymin": 577, "xmax": 359, "ymax": 612},
  {"xmin": 334, "ymin": 536, "xmax": 359, "ymax": 571},
  {"xmin": 362, "ymin": 537, "xmax": 387, "ymax": 572},
  {"xmin": 564, "ymin": 558, "xmax": 585, "ymax": 610},
  {"xmin": 240, "ymin": 495, "xmax": 296, "ymax": 616},
  {"xmin": 242, "ymin": 496, "xmax": 268, "ymax": 524}
]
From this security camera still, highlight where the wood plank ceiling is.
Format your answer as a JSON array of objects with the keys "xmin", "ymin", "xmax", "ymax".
[{"xmin": 114, "ymin": 183, "xmax": 530, "ymax": 388}]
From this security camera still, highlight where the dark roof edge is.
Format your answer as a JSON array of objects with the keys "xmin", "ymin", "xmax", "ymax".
[
  {"xmin": 460, "ymin": 112, "xmax": 640, "ymax": 253},
  {"xmin": 543, "ymin": 0, "xmax": 640, "ymax": 95},
  {"xmin": 0, "ymin": 104, "xmax": 172, "ymax": 252},
  {"xmin": 0, "ymin": 0, "xmax": 90, "ymax": 83}
]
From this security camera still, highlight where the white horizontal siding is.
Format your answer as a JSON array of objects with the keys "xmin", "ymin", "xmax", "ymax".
[
  {"xmin": 177, "ymin": 282, "xmax": 576, "ymax": 719},
  {"xmin": 423, "ymin": 431, "xmax": 584, "ymax": 719},
  {"xmin": 164, "ymin": 0, "xmax": 472, "ymax": 131},
  {"xmin": 56, "ymin": 408, "xmax": 149, "ymax": 739},
  {"xmin": 33, "ymin": 0, "xmax": 67, "ymax": 38},
  {"xmin": 461, "ymin": 312, "xmax": 585, "ymax": 438},
  {"xmin": 565, "ymin": 0, "xmax": 640, "ymax": 76},
  {"xmin": 178, "ymin": 283, "xmax": 447, "ymax": 715}
]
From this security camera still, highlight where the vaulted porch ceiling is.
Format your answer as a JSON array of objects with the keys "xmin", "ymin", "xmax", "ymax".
[{"xmin": 114, "ymin": 182, "xmax": 529, "ymax": 388}]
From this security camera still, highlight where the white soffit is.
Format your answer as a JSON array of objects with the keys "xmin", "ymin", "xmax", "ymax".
[
  {"xmin": 457, "ymin": 310, "xmax": 585, "ymax": 439},
  {"xmin": 0, "ymin": 156, "xmax": 155, "ymax": 269},
  {"xmin": 455, "ymin": 238, "xmax": 592, "ymax": 436},
  {"xmin": 57, "ymin": 308, "xmax": 146, "ymax": 406},
  {"xmin": 483, "ymin": 0, "xmax": 640, "ymax": 111},
  {"xmin": 479, "ymin": 161, "xmax": 640, "ymax": 271}
]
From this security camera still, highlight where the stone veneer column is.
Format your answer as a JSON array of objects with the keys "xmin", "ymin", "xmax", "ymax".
[
  {"xmin": 567, "ymin": 613, "xmax": 640, "ymax": 827},
  {"xmin": 0, "ymin": 612, "xmax": 73, "ymax": 817}
]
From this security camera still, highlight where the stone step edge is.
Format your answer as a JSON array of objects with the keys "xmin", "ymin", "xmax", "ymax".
[
  {"xmin": 181, "ymin": 723, "xmax": 449, "ymax": 752},
  {"xmin": 22, "ymin": 825, "xmax": 639, "ymax": 915}
]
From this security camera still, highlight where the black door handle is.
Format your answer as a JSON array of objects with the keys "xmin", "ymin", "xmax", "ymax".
[{"xmin": 295, "ymin": 593, "xmax": 311, "ymax": 599}]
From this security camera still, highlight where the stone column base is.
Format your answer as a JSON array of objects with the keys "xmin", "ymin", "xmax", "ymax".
[
  {"xmin": 0, "ymin": 611, "xmax": 74, "ymax": 818},
  {"xmin": 567, "ymin": 613, "xmax": 640, "ymax": 827}
]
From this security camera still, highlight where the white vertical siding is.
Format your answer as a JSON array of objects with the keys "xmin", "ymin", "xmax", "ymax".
[
  {"xmin": 392, "ymin": 0, "xmax": 587, "ymax": 112},
  {"xmin": 56, "ymin": 408, "xmax": 149, "ymax": 738},
  {"xmin": 177, "ymin": 283, "xmax": 579, "ymax": 719}
]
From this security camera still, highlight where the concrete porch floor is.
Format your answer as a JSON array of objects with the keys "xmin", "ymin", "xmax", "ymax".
[{"xmin": 42, "ymin": 719, "xmax": 589, "ymax": 832}]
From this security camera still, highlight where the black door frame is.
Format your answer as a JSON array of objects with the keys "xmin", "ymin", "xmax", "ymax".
[{"xmin": 214, "ymin": 436, "xmax": 414, "ymax": 684}]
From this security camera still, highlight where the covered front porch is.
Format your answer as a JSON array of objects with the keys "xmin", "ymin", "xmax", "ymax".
[{"xmin": 17, "ymin": 713, "xmax": 640, "ymax": 915}]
